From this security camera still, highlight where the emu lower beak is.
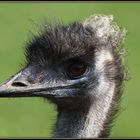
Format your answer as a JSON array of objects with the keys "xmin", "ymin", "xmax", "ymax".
[{"xmin": 0, "ymin": 71, "xmax": 56, "ymax": 98}]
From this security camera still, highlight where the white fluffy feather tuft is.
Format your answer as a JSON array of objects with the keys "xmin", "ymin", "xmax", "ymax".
[{"xmin": 83, "ymin": 14, "xmax": 127, "ymax": 47}]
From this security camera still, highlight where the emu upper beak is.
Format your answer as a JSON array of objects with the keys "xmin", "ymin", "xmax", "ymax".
[{"xmin": 0, "ymin": 70, "xmax": 57, "ymax": 98}]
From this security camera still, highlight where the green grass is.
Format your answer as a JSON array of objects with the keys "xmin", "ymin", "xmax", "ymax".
[{"xmin": 0, "ymin": 2, "xmax": 139, "ymax": 138}]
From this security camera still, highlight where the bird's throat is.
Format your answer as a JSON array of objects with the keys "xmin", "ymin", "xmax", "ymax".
[{"xmin": 53, "ymin": 82, "xmax": 115, "ymax": 138}]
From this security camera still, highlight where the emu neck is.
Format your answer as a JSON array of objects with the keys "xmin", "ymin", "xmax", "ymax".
[
  {"xmin": 53, "ymin": 49, "xmax": 118, "ymax": 138},
  {"xmin": 53, "ymin": 82, "xmax": 115, "ymax": 138}
]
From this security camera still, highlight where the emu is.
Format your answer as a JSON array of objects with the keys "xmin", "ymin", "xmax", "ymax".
[{"xmin": 0, "ymin": 14, "xmax": 126, "ymax": 138}]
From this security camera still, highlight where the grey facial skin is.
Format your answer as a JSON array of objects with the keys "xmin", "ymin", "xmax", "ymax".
[{"xmin": 0, "ymin": 14, "xmax": 126, "ymax": 138}]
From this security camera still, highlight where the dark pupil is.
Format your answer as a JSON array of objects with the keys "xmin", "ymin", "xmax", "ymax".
[{"xmin": 68, "ymin": 63, "xmax": 86, "ymax": 78}]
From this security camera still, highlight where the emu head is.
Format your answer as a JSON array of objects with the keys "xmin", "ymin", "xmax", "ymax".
[{"xmin": 0, "ymin": 15, "xmax": 126, "ymax": 109}]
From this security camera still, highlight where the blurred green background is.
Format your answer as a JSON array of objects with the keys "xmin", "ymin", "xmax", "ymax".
[{"xmin": 0, "ymin": 2, "xmax": 139, "ymax": 138}]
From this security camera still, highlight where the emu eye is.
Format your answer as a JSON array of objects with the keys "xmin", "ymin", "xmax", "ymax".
[{"xmin": 67, "ymin": 63, "xmax": 87, "ymax": 79}]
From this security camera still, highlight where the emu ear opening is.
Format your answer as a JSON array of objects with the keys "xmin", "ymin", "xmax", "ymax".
[{"xmin": 83, "ymin": 14, "xmax": 127, "ymax": 48}]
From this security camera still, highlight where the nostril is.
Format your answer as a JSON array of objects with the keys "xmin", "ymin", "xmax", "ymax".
[{"xmin": 12, "ymin": 82, "xmax": 28, "ymax": 87}]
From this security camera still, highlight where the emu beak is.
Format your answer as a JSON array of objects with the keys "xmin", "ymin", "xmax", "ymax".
[
  {"xmin": 0, "ymin": 70, "xmax": 56, "ymax": 98},
  {"xmin": 0, "ymin": 68, "xmax": 86, "ymax": 98}
]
